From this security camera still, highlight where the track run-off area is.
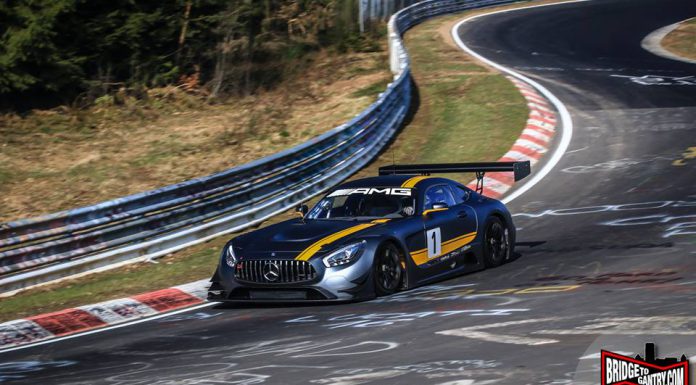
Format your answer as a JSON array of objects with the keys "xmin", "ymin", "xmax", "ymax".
[{"xmin": 2, "ymin": 0, "xmax": 695, "ymax": 384}]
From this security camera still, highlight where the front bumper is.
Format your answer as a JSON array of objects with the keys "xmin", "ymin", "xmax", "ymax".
[
  {"xmin": 208, "ymin": 248, "xmax": 378, "ymax": 302},
  {"xmin": 207, "ymin": 285, "xmax": 346, "ymax": 302}
]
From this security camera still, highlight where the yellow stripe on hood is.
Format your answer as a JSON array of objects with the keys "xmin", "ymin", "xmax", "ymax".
[
  {"xmin": 295, "ymin": 223, "xmax": 376, "ymax": 261},
  {"xmin": 401, "ymin": 176, "xmax": 431, "ymax": 188}
]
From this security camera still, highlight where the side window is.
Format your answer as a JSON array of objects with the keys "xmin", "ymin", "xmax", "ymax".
[
  {"xmin": 451, "ymin": 184, "xmax": 472, "ymax": 203},
  {"xmin": 424, "ymin": 185, "xmax": 456, "ymax": 209}
]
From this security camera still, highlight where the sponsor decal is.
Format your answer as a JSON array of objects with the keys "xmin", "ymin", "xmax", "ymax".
[
  {"xmin": 328, "ymin": 188, "xmax": 412, "ymax": 197},
  {"xmin": 602, "ymin": 343, "xmax": 689, "ymax": 385},
  {"xmin": 410, "ymin": 231, "xmax": 477, "ymax": 266}
]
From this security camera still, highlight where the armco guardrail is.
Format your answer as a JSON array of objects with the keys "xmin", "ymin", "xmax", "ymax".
[{"xmin": 0, "ymin": 0, "xmax": 517, "ymax": 295}]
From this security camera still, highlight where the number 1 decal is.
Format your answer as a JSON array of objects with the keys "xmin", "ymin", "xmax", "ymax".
[{"xmin": 426, "ymin": 227, "xmax": 442, "ymax": 259}]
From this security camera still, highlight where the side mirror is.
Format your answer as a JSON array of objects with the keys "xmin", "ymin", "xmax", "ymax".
[
  {"xmin": 423, "ymin": 202, "xmax": 449, "ymax": 216},
  {"xmin": 432, "ymin": 202, "xmax": 449, "ymax": 210},
  {"xmin": 296, "ymin": 204, "xmax": 308, "ymax": 217}
]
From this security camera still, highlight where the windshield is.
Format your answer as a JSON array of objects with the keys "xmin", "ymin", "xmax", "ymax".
[{"xmin": 307, "ymin": 187, "xmax": 415, "ymax": 219}]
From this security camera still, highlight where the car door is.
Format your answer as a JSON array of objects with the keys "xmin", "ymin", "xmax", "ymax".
[
  {"xmin": 448, "ymin": 183, "xmax": 479, "ymax": 251},
  {"xmin": 415, "ymin": 184, "xmax": 477, "ymax": 279}
]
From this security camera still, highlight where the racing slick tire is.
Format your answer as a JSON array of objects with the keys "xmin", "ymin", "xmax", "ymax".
[
  {"xmin": 373, "ymin": 242, "xmax": 403, "ymax": 296},
  {"xmin": 482, "ymin": 216, "xmax": 511, "ymax": 268}
]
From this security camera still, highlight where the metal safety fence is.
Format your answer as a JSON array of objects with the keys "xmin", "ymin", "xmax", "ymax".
[{"xmin": 0, "ymin": 0, "xmax": 516, "ymax": 294}]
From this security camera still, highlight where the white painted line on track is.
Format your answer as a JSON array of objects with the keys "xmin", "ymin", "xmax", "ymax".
[
  {"xmin": 565, "ymin": 146, "xmax": 588, "ymax": 154},
  {"xmin": 0, "ymin": 302, "xmax": 215, "ymax": 354},
  {"xmin": 436, "ymin": 317, "xmax": 562, "ymax": 345},
  {"xmin": 451, "ymin": 1, "xmax": 581, "ymax": 204},
  {"xmin": 2, "ymin": 1, "xmax": 582, "ymax": 356}
]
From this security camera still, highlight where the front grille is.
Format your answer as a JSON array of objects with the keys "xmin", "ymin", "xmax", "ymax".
[{"xmin": 235, "ymin": 260, "xmax": 317, "ymax": 284}]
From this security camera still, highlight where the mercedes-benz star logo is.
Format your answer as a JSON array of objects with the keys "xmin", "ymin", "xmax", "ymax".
[{"xmin": 263, "ymin": 262, "xmax": 280, "ymax": 282}]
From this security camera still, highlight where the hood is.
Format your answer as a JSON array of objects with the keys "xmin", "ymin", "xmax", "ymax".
[{"xmin": 232, "ymin": 218, "xmax": 389, "ymax": 259}]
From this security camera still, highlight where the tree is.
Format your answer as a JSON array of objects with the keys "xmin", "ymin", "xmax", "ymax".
[
  {"xmin": 0, "ymin": 0, "xmax": 374, "ymax": 110},
  {"xmin": 0, "ymin": 0, "xmax": 84, "ymax": 107}
]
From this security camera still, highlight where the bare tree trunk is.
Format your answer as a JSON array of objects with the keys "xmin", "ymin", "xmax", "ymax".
[
  {"xmin": 244, "ymin": 30, "xmax": 254, "ymax": 95},
  {"xmin": 209, "ymin": 57, "xmax": 224, "ymax": 100},
  {"xmin": 176, "ymin": 0, "xmax": 192, "ymax": 68},
  {"xmin": 209, "ymin": 33, "xmax": 231, "ymax": 100}
]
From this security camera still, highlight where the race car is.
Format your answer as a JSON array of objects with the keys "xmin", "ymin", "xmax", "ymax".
[{"xmin": 208, "ymin": 161, "xmax": 530, "ymax": 302}]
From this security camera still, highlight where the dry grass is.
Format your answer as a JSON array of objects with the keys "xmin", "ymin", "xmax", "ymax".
[
  {"xmin": 0, "ymin": 0, "xmax": 557, "ymax": 321},
  {"xmin": 662, "ymin": 17, "xmax": 696, "ymax": 60},
  {"xmin": 0, "ymin": 50, "xmax": 391, "ymax": 222}
]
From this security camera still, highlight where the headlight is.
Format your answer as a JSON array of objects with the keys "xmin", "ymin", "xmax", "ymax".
[
  {"xmin": 225, "ymin": 244, "xmax": 238, "ymax": 267},
  {"xmin": 323, "ymin": 241, "xmax": 366, "ymax": 268}
]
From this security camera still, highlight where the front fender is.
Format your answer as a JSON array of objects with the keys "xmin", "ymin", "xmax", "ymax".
[
  {"xmin": 316, "ymin": 238, "xmax": 381, "ymax": 298},
  {"xmin": 346, "ymin": 234, "xmax": 414, "ymax": 290}
]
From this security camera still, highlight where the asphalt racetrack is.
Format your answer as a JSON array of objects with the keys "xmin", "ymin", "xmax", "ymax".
[{"xmin": 2, "ymin": 0, "xmax": 695, "ymax": 384}]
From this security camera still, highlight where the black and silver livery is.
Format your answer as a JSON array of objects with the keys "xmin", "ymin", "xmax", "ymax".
[{"xmin": 208, "ymin": 162, "xmax": 530, "ymax": 302}]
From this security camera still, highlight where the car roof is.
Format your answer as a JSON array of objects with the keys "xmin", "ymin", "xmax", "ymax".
[{"xmin": 336, "ymin": 175, "xmax": 455, "ymax": 189}]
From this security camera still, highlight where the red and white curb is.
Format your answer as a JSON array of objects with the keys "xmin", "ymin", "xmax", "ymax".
[
  {"xmin": 0, "ymin": 279, "xmax": 210, "ymax": 350},
  {"xmin": 453, "ymin": 3, "xmax": 574, "ymax": 206},
  {"xmin": 0, "ymin": 76, "xmax": 557, "ymax": 352},
  {"xmin": 466, "ymin": 76, "xmax": 557, "ymax": 198},
  {"xmin": 1, "ymin": 3, "xmax": 573, "ymax": 354}
]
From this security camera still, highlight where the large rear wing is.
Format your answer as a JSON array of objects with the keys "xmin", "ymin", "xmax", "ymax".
[{"xmin": 378, "ymin": 161, "xmax": 531, "ymax": 194}]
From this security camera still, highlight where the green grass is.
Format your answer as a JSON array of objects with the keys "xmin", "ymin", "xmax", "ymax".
[
  {"xmin": 351, "ymin": 78, "xmax": 392, "ymax": 98},
  {"xmin": 351, "ymin": 12, "xmax": 527, "ymax": 185},
  {"xmin": 0, "ymin": 7, "xmax": 529, "ymax": 322},
  {"xmin": 0, "ymin": 167, "xmax": 13, "ymax": 184},
  {"xmin": 420, "ymin": 75, "xmax": 526, "ymax": 163},
  {"xmin": 417, "ymin": 60, "xmax": 488, "ymax": 74},
  {"xmin": 0, "ymin": 244, "xmax": 221, "ymax": 322}
]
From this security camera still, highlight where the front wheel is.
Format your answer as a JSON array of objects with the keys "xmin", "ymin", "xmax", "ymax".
[
  {"xmin": 373, "ymin": 243, "xmax": 403, "ymax": 296},
  {"xmin": 483, "ymin": 217, "xmax": 511, "ymax": 268}
]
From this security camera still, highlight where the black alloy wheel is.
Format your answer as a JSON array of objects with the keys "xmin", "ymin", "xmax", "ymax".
[
  {"xmin": 483, "ymin": 217, "xmax": 510, "ymax": 268},
  {"xmin": 374, "ymin": 243, "xmax": 403, "ymax": 296}
]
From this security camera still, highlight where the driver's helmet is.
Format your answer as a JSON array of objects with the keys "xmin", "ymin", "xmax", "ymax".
[{"xmin": 426, "ymin": 188, "xmax": 447, "ymax": 208}]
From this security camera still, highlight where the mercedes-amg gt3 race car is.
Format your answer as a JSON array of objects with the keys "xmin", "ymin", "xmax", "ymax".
[{"xmin": 208, "ymin": 162, "xmax": 530, "ymax": 302}]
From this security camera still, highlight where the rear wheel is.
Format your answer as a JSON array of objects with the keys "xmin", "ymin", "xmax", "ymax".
[
  {"xmin": 373, "ymin": 243, "xmax": 403, "ymax": 296},
  {"xmin": 483, "ymin": 217, "xmax": 510, "ymax": 268}
]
